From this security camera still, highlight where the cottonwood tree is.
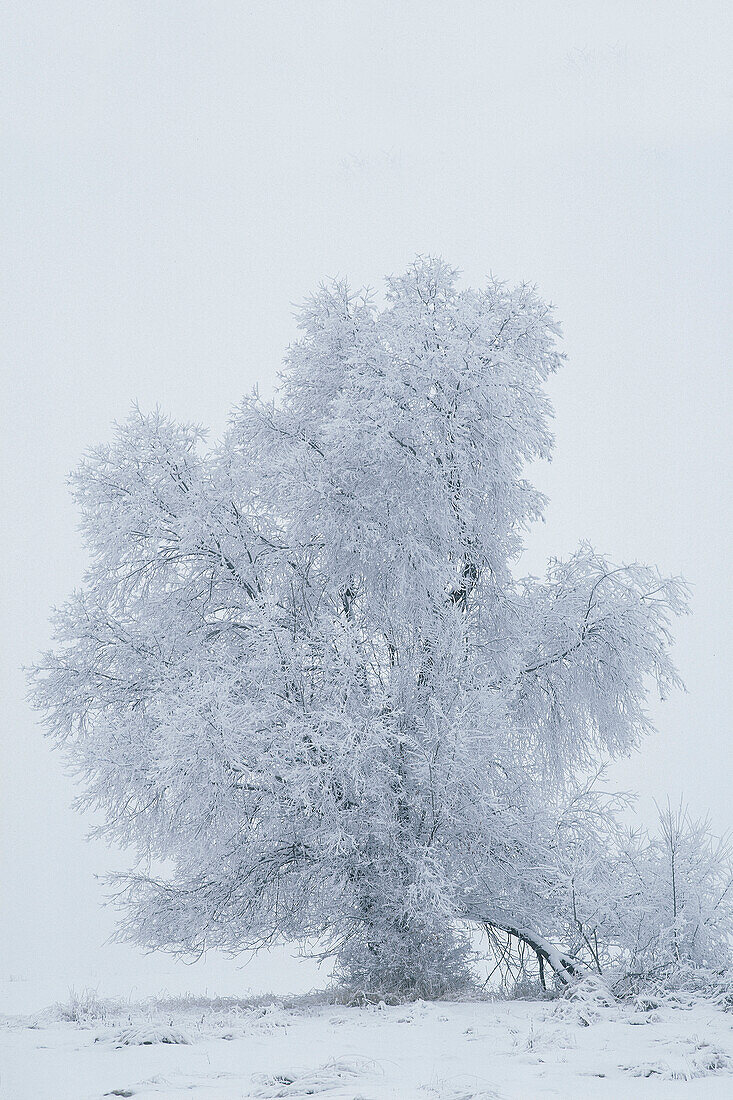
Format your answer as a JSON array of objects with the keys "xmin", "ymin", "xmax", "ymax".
[{"xmin": 32, "ymin": 258, "xmax": 689, "ymax": 998}]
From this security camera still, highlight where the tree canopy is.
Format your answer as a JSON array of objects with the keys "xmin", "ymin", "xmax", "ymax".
[{"xmin": 32, "ymin": 258, "xmax": 693, "ymax": 997}]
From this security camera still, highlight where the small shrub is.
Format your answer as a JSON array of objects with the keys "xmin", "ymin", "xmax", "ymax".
[{"xmin": 54, "ymin": 988, "xmax": 114, "ymax": 1024}]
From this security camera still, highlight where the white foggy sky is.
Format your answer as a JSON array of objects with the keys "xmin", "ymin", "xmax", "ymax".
[{"xmin": 1, "ymin": 2, "xmax": 731, "ymax": 986}]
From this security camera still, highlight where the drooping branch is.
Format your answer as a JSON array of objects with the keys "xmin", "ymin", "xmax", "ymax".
[{"xmin": 480, "ymin": 918, "xmax": 588, "ymax": 986}]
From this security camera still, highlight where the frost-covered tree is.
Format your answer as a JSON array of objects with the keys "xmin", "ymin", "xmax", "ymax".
[
  {"xmin": 569, "ymin": 803, "xmax": 733, "ymax": 991},
  {"xmin": 619, "ymin": 805, "xmax": 733, "ymax": 984},
  {"xmin": 31, "ymin": 258, "xmax": 689, "ymax": 998}
]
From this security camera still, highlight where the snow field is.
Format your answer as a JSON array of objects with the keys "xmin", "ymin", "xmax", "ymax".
[{"xmin": 3, "ymin": 987, "xmax": 733, "ymax": 1099}]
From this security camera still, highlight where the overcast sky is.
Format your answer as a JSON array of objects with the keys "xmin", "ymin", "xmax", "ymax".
[{"xmin": 2, "ymin": 2, "xmax": 731, "ymax": 991}]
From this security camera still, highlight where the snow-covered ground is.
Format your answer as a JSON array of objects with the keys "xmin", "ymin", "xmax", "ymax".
[{"xmin": 3, "ymin": 980, "xmax": 733, "ymax": 1099}]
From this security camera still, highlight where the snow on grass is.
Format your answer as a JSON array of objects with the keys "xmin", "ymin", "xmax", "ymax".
[
  {"xmin": 250, "ymin": 1057, "xmax": 378, "ymax": 1097},
  {"xmin": 621, "ymin": 1038, "xmax": 733, "ymax": 1082},
  {"xmin": 3, "ymin": 983, "xmax": 733, "ymax": 1098},
  {"xmin": 104, "ymin": 1023, "xmax": 194, "ymax": 1048}
]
